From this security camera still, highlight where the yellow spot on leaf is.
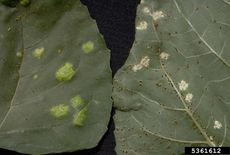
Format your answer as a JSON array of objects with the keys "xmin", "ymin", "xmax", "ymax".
[
  {"xmin": 82, "ymin": 41, "xmax": 94, "ymax": 53},
  {"xmin": 19, "ymin": 0, "xmax": 30, "ymax": 6},
  {"xmin": 71, "ymin": 95, "xmax": 85, "ymax": 108},
  {"xmin": 33, "ymin": 74, "xmax": 38, "ymax": 80},
  {"xmin": 16, "ymin": 52, "xmax": 22, "ymax": 58},
  {"xmin": 55, "ymin": 62, "xmax": 76, "ymax": 81},
  {"xmin": 73, "ymin": 107, "xmax": 87, "ymax": 126},
  {"xmin": 33, "ymin": 47, "xmax": 44, "ymax": 59},
  {"xmin": 50, "ymin": 104, "xmax": 69, "ymax": 118}
]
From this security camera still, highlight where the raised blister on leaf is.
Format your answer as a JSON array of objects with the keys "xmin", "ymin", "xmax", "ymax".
[
  {"xmin": 50, "ymin": 104, "xmax": 70, "ymax": 118},
  {"xmin": 71, "ymin": 95, "xmax": 85, "ymax": 108},
  {"xmin": 73, "ymin": 107, "xmax": 87, "ymax": 126},
  {"xmin": 82, "ymin": 41, "xmax": 94, "ymax": 53},
  {"xmin": 55, "ymin": 62, "xmax": 76, "ymax": 81}
]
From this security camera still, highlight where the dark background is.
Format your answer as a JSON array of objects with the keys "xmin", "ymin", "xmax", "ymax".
[{"xmin": 0, "ymin": 0, "xmax": 140, "ymax": 154}]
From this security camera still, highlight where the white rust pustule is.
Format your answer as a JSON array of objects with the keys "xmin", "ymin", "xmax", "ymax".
[
  {"xmin": 136, "ymin": 21, "xmax": 148, "ymax": 30},
  {"xmin": 178, "ymin": 80, "xmax": 189, "ymax": 91},
  {"xmin": 160, "ymin": 52, "xmax": 170, "ymax": 60},
  {"xmin": 140, "ymin": 0, "xmax": 145, "ymax": 4},
  {"xmin": 151, "ymin": 11, "xmax": 165, "ymax": 21},
  {"xmin": 185, "ymin": 93, "xmax": 193, "ymax": 103},
  {"xmin": 143, "ymin": 7, "xmax": 150, "ymax": 14},
  {"xmin": 213, "ymin": 120, "xmax": 222, "ymax": 129},
  {"xmin": 132, "ymin": 56, "xmax": 150, "ymax": 72},
  {"xmin": 142, "ymin": 8, "xmax": 166, "ymax": 21}
]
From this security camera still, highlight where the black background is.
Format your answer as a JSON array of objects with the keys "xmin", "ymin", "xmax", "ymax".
[{"xmin": 0, "ymin": 0, "xmax": 140, "ymax": 154}]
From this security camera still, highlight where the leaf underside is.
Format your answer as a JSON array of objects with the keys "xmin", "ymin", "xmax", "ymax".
[
  {"xmin": 0, "ymin": 0, "xmax": 112, "ymax": 154},
  {"xmin": 113, "ymin": 0, "xmax": 230, "ymax": 155}
]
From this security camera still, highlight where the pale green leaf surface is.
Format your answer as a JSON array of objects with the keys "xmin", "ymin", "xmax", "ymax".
[
  {"xmin": 113, "ymin": 0, "xmax": 230, "ymax": 154},
  {"xmin": 0, "ymin": 0, "xmax": 112, "ymax": 154}
]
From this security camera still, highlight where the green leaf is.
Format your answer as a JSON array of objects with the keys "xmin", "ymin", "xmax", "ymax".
[
  {"xmin": 0, "ymin": 0, "xmax": 112, "ymax": 154},
  {"xmin": 113, "ymin": 0, "xmax": 230, "ymax": 154}
]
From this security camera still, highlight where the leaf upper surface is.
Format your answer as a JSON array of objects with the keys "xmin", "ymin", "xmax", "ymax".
[{"xmin": 0, "ymin": 0, "xmax": 112, "ymax": 154}]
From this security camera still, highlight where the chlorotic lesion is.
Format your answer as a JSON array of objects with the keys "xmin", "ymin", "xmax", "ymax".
[
  {"xmin": 73, "ymin": 107, "xmax": 88, "ymax": 126},
  {"xmin": 33, "ymin": 74, "xmax": 38, "ymax": 80},
  {"xmin": 71, "ymin": 95, "xmax": 85, "ymax": 108},
  {"xmin": 50, "ymin": 104, "xmax": 70, "ymax": 118},
  {"xmin": 19, "ymin": 0, "xmax": 30, "ymax": 6},
  {"xmin": 82, "ymin": 41, "xmax": 94, "ymax": 53},
  {"xmin": 16, "ymin": 52, "xmax": 23, "ymax": 58},
  {"xmin": 55, "ymin": 62, "xmax": 76, "ymax": 81},
  {"xmin": 33, "ymin": 47, "xmax": 44, "ymax": 59}
]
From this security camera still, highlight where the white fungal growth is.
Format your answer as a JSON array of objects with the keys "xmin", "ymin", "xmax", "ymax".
[
  {"xmin": 178, "ymin": 80, "xmax": 189, "ymax": 91},
  {"xmin": 136, "ymin": 21, "xmax": 148, "ymax": 30},
  {"xmin": 152, "ymin": 11, "xmax": 165, "ymax": 20},
  {"xmin": 141, "ymin": 0, "xmax": 145, "ymax": 4},
  {"xmin": 185, "ymin": 93, "xmax": 193, "ymax": 102},
  {"xmin": 160, "ymin": 52, "xmax": 170, "ymax": 60},
  {"xmin": 132, "ymin": 64, "xmax": 143, "ymax": 72},
  {"xmin": 213, "ymin": 120, "xmax": 222, "ymax": 129},
  {"xmin": 143, "ymin": 7, "xmax": 150, "ymax": 14},
  {"xmin": 132, "ymin": 56, "xmax": 150, "ymax": 72},
  {"xmin": 140, "ymin": 56, "xmax": 150, "ymax": 67}
]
